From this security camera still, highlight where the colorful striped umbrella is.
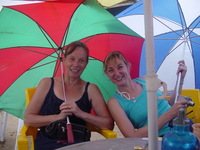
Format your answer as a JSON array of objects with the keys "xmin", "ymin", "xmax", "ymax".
[{"xmin": 0, "ymin": 0, "xmax": 144, "ymax": 118}]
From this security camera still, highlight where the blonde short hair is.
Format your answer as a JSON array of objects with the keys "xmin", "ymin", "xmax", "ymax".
[{"xmin": 103, "ymin": 51, "xmax": 130, "ymax": 73}]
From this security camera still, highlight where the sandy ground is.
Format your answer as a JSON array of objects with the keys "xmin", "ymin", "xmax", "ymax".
[
  {"xmin": 0, "ymin": 112, "xmax": 123, "ymax": 150},
  {"xmin": 0, "ymin": 112, "xmax": 18, "ymax": 150}
]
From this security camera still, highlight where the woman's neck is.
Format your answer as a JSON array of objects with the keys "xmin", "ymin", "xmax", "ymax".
[
  {"xmin": 63, "ymin": 76, "xmax": 83, "ymax": 88},
  {"xmin": 117, "ymin": 80, "xmax": 137, "ymax": 100},
  {"xmin": 117, "ymin": 80, "xmax": 136, "ymax": 92}
]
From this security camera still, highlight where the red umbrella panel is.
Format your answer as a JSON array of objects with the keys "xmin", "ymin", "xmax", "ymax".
[{"xmin": 0, "ymin": 0, "xmax": 144, "ymax": 118}]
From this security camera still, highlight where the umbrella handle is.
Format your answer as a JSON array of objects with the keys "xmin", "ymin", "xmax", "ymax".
[
  {"xmin": 158, "ymin": 79, "xmax": 167, "ymax": 100},
  {"xmin": 66, "ymin": 116, "xmax": 74, "ymax": 143}
]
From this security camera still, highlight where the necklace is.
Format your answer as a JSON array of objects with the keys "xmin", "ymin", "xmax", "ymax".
[{"xmin": 116, "ymin": 88, "xmax": 136, "ymax": 102}]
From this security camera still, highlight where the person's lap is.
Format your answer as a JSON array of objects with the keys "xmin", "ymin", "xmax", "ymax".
[{"xmin": 35, "ymin": 131, "xmax": 84, "ymax": 150}]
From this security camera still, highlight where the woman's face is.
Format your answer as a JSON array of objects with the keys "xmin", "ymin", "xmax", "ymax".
[
  {"xmin": 64, "ymin": 46, "xmax": 88, "ymax": 78},
  {"xmin": 105, "ymin": 58, "xmax": 130, "ymax": 86}
]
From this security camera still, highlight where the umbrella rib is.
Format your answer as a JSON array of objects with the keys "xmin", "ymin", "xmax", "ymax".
[
  {"xmin": 168, "ymin": 40, "xmax": 185, "ymax": 56},
  {"xmin": 28, "ymin": 60, "xmax": 57, "ymax": 71},
  {"xmin": 157, "ymin": 40, "xmax": 185, "ymax": 72},
  {"xmin": 190, "ymin": 34, "xmax": 200, "ymax": 39},
  {"xmin": 177, "ymin": 1, "xmax": 186, "ymax": 33},
  {"xmin": 81, "ymin": 35, "xmax": 97, "ymax": 44},
  {"xmin": 20, "ymin": 47, "xmax": 57, "ymax": 58},
  {"xmin": 187, "ymin": 20, "xmax": 200, "ymax": 38},
  {"xmin": 62, "ymin": 26, "xmax": 70, "ymax": 47},
  {"xmin": 190, "ymin": 20, "xmax": 200, "ymax": 31},
  {"xmin": 190, "ymin": 39, "xmax": 200, "ymax": 45},
  {"xmin": 153, "ymin": 16, "xmax": 183, "ymax": 38},
  {"xmin": 61, "ymin": 2, "xmax": 83, "ymax": 47},
  {"xmin": 184, "ymin": 40, "xmax": 193, "ymax": 55},
  {"xmin": 176, "ymin": 2, "xmax": 194, "ymax": 45},
  {"xmin": 37, "ymin": 25, "xmax": 59, "ymax": 55},
  {"xmin": 155, "ymin": 38, "xmax": 179, "ymax": 40}
]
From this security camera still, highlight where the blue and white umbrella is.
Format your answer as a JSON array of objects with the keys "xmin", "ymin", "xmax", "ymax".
[{"xmin": 116, "ymin": 0, "xmax": 200, "ymax": 90}]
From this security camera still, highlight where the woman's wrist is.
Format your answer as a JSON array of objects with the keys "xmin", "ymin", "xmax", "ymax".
[
  {"xmin": 180, "ymin": 82, "xmax": 183, "ymax": 85},
  {"xmin": 163, "ymin": 110, "xmax": 175, "ymax": 121},
  {"xmin": 57, "ymin": 113, "xmax": 66, "ymax": 120}
]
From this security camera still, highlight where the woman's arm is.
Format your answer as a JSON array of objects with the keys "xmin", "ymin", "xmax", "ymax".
[
  {"xmin": 108, "ymin": 97, "xmax": 188, "ymax": 138},
  {"xmin": 107, "ymin": 97, "xmax": 148, "ymax": 137},
  {"xmin": 24, "ymin": 78, "xmax": 69, "ymax": 127},
  {"xmin": 157, "ymin": 100, "xmax": 188, "ymax": 129}
]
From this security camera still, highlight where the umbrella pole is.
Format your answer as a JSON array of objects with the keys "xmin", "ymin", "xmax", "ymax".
[
  {"xmin": 60, "ymin": 52, "xmax": 74, "ymax": 143},
  {"xmin": 175, "ymin": 41, "xmax": 186, "ymax": 103},
  {"xmin": 143, "ymin": 0, "xmax": 158, "ymax": 149},
  {"xmin": 174, "ymin": 73, "xmax": 181, "ymax": 103}
]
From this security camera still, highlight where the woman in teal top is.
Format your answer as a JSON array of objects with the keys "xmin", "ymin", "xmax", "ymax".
[{"xmin": 103, "ymin": 51, "xmax": 188, "ymax": 137}]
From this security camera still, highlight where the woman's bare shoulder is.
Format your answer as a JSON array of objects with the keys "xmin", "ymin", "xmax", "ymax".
[
  {"xmin": 38, "ymin": 77, "xmax": 52, "ymax": 88},
  {"xmin": 88, "ymin": 83, "xmax": 99, "ymax": 91},
  {"xmin": 108, "ymin": 97, "xmax": 117, "ymax": 105}
]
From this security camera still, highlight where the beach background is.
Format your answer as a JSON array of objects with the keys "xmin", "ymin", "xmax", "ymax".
[{"xmin": 0, "ymin": 112, "xmax": 123, "ymax": 150}]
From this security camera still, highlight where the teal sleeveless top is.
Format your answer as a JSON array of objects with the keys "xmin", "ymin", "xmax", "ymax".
[{"xmin": 113, "ymin": 78, "xmax": 171, "ymax": 136}]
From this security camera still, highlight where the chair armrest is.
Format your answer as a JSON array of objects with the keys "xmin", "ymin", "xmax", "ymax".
[
  {"xmin": 86, "ymin": 123, "xmax": 117, "ymax": 139},
  {"xmin": 99, "ymin": 129, "xmax": 117, "ymax": 139},
  {"xmin": 17, "ymin": 125, "xmax": 34, "ymax": 150}
]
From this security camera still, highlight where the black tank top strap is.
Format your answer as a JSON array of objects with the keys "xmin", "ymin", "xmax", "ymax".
[
  {"xmin": 84, "ymin": 82, "xmax": 90, "ymax": 93},
  {"xmin": 50, "ymin": 77, "xmax": 54, "ymax": 91}
]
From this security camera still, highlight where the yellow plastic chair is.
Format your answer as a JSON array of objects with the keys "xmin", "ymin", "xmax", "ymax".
[
  {"xmin": 17, "ymin": 87, "xmax": 117, "ymax": 150},
  {"xmin": 166, "ymin": 89, "xmax": 200, "ymax": 123},
  {"xmin": 181, "ymin": 89, "xmax": 200, "ymax": 123}
]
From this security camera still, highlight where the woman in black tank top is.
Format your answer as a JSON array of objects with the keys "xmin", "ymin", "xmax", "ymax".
[{"xmin": 24, "ymin": 41, "xmax": 114, "ymax": 150}]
